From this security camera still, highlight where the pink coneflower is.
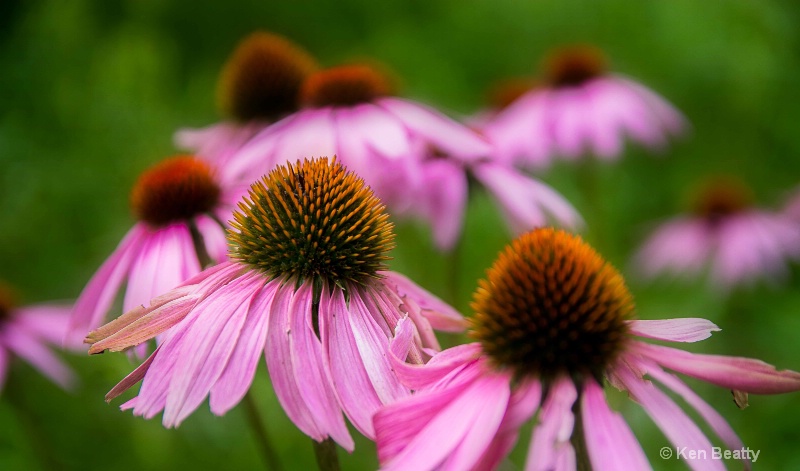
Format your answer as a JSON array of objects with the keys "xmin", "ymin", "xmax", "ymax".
[
  {"xmin": 85, "ymin": 158, "xmax": 465, "ymax": 451},
  {"xmin": 633, "ymin": 177, "xmax": 800, "ymax": 289},
  {"xmin": 0, "ymin": 282, "xmax": 76, "ymax": 392},
  {"xmin": 482, "ymin": 44, "xmax": 687, "ymax": 169},
  {"xmin": 67, "ymin": 156, "xmax": 242, "ymax": 345},
  {"xmin": 228, "ymin": 63, "xmax": 581, "ymax": 251},
  {"xmin": 375, "ymin": 228, "xmax": 800, "ymax": 470},
  {"xmin": 174, "ymin": 31, "xmax": 318, "ymax": 173}
]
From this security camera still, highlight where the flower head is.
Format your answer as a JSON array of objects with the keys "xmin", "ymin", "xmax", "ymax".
[
  {"xmin": 633, "ymin": 176, "xmax": 800, "ymax": 289},
  {"xmin": 68, "ymin": 155, "xmax": 242, "ymax": 345},
  {"xmin": 375, "ymin": 228, "xmax": 800, "ymax": 470},
  {"xmin": 86, "ymin": 157, "xmax": 464, "ymax": 450},
  {"xmin": 174, "ymin": 31, "xmax": 318, "ymax": 169},
  {"xmin": 481, "ymin": 44, "xmax": 687, "ymax": 168},
  {"xmin": 0, "ymin": 282, "xmax": 77, "ymax": 392},
  {"xmin": 230, "ymin": 62, "xmax": 581, "ymax": 251}
]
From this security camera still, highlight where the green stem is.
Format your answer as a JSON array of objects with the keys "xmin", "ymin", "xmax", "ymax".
[
  {"xmin": 189, "ymin": 221, "xmax": 214, "ymax": 268},
  {"xmin": 312, "ymin": 438, "xmax": 341, "ymax": 471},
  {"xmin": 242, "ymin": 390, "xmax": 284, "ymax": 471},
  {"xmin": 571, "ymin": 393, "xmax": 592, "ymax": 471}
]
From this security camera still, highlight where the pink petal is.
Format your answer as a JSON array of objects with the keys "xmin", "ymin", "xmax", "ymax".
[
  {"xmin": 2, "ymin": 324, "xmax": 75, "ymax": 390},
  {"xmin": 14, "ymin": 304, "xmax": 74, "ymax": 348},
  {"xmin": 416, "ymin": 159, "xmax": 468, "ymax": 251},
  {"xmin": 380, "ymin": 271, "xmax": 466, "ymax": 332},
  {"xmin": 266, "ymin": 281, "xmax": 353, "ymax": 450},
  {"xmin": 162, "ymin": 271, "xmax": 262, "ymax": 426},
  {"xmin": 636, "ymin": 342, "xmax": 800, "ymax": 394},
  {"xmin": 581, "ymin": 379, "xmax": 652, "ymax": 471},
  {"xmin": 632, "ymin": 217, "xmax": 713, "ymax": 280},
  {"xmin": 123, "ymin": 224, "xmax": 200, "ymax": 313},
  {"xmin": 377, "ymin": 366, "xmax": 510, "ymax": 471},
  {"xmin": 388, "ymin": 316, "xmax": 481, "ymax": 390},
  {"xmin": 628, "ymin": 318, "xmax": 720, "ymax": 343},
  {"xmin": 525, "ymin": 376, "xmax": 577, "ymax": 471},
  {"xmin": 642, "ymin": 360, "xmax": 748, "ymax": 468},
  {"xmin": 194, "ymin": 214, "xmax": 230, "ymax": 265},
  {"xmin": 614, "ymin": 361, "xmax": 725, "ymax": 471},
  {"xmin": 69, "ymin": 224, "xmax": 147, "ymax": 343},
  {"xmin": 324, "ymin": 286, "xmax": 384, "ymax": 438},
  {"xmin": 106, "ymin": 347, "xmax": 158, "ymax": 402},
  {"xmin": 209, "ymin": 280, "xmax": 276, "ymax": 415},
  {"xmin": 378, "ymin": 97, "xmax": 492, "ymax": 162}
]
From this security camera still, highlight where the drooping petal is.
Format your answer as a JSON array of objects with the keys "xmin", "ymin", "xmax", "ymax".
[
  {"xmin": 379, "ymin": 271, "xmax": 466, "ymax": 332},
  {"xmin": 635, "ymin": 342, "xmax": 800, "ymax": 394},
  {"xmin": 614, "ymin": 362, "xmax": 725, "ymax": 471},
  {"xmin": 642, "ymin": 360, "xmax": 748, "ymax": 469},
  {"xmin": 14, "ymin": 305, "xmax": 74, "ymax": 347},
  {"xmin": 378, "ymin": 97, "xmax": 492, "ymax": 162},
  {"xmin": 416, "ymin": 159, "xmax": 468, "ymax": 251},
  {"xmin": 106, "ymin": 347, "xmax": 159, "ymax": 402},
  {"xmin": 123, "ymin": 223, "xmax": 201, "ymax": 313},
  {"xmin": 581, "ymin": 379, "xmax": 652, "ymax": 471},
  {"xmin": 2, "ymin": 324, "xmax": 75, "ymax": 390},
  {"xmin": 628, "ymin": 318, "xmax": 720, "ymax": 343},
  {"xmin": 377, "ymin": 365, "xmax": 510, "ymax": 471},
  {"xmin": 525, "ymin": 376, "xmax": 577, "ymax": 471},
  {"xmin": 69, "ymin": 224, "xmax": 147, "ymax": 343},
  {"xmin": 324, "ymin": 286, "xmax": 384, "ymax": 438},
  {"xmin": 209, "ymin": 279, "xmax": 276, "ymax": 415},
  {"xmin": 162, "ymin": 271, "xmax": 262, "ymax": 426}
]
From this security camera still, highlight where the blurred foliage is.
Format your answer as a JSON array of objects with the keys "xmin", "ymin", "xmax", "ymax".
[{"xmin": 1, "ymin": 0, "xmax": 800, "ymax": 470}]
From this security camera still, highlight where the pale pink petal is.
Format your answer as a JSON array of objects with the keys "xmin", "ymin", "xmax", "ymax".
[
  {"xmin": 438, "ymin": 374, "xmax": 511, "ymax": 471},
  {"xmin": 642, "ymin": 360, "xmax": 748, "ymax": 467},
  {"xmin": 378, "ymin": 97, "xmax": 492, "ymax": 163},
  {"xmin": 342, "ymin": 103, "xmax": 411, "ymax": 160},
  {"xmin": 14, "ymin": 304, "xmax": 73, "ymax": 347},
  {"xmin": 525, "ymin": 376, "xmax": 577, "ymax": 471},
  {"xmin": 377, "ymin": 367, "xmax": 509, "ymax": 471},
  {"xmin": 123, "ymin": 224, "xmax": 200, "ymax": 313},
  {"xmin": 548, "ymin": 88, "xmax": 590, "ymax": 160},
  {"xmin": 581, "ymin": 379, "xmax": 652, "ymax": 471},
  {"xmin": 2, "ymin": 324, "xmax": 75, "ymax": 390},
  {"xmin": 482, "ymin": 90, "xmax": 553, "ymax": 169},
  {"xmin": 614, "ymin": 363, "xmax": 727, "ymax": 471},
  {"xmin": 618, "ymin": 76, "xmax": 687, "ymax": 137},
  {"xmin": 380, "ymin": 271, "xmax": 466, "ymax": 332},
  {"xmin": 132, "ymin": 326, "xmax": 189, "ymax": 420},
  {"xmin": 209, "ymin": 279, "xmax": 276, "ymax": 415},
  {"xmin": 473, "ymin": 162, "xmax": 583, "ymax": 233},
  {"xmin": 69, "ymin": 224, "xmax": 147, "ymax": 343},
  {"xmin": 416, "ymin": 159, "xmax": 468, "ymax": 251},
  {"xmin": 268, "ymin": 108, "xmax": 337, "ymax": 165},
  {"xmin": 628, "ymin": 318, "xmax": 720, "ymax": 343},
  {"xmin": 162, "ymin": 271, "xmax": 262, "ymax": 426},
  {"xmin": 473, "ymin": 379, "xmax": 542, "ymax": 470},
  {"xmin": 632, "ymin": 217, "xmax": 712, "ymax": 280},
  {"xmin": 387, "ymin": 316, "xmax": 481, "ymax": 390},
  {"xmin": 636, "ymin": 342, "xmax": 800, "ymax": 394}
]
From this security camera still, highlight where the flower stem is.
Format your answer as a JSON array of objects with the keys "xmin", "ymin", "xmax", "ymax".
[
  {"xmin": 243, "ymin": 390, "xmax": 284, "ymax": 471},
  {"xmin": 312, "ymin": 438, "xmax": 341, "ymax": 471},
  {"xmin": 571, "ymin": 397, "xmax": 592, "ymax": 471}
]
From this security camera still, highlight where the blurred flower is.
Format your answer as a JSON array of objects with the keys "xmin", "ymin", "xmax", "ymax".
[
  {"xmin": 229, "ymin": 62, "xmax": 581, "ymax": 251},
  {"xmin": 67, "ymin": 156, "xmax": 244, "ymax": 345},
  {"xmin": 374, "ymin": 228, "xmax": 800, "ymax": 470},
  {"xmin": 174, "ymin": 31, "xmax": 318, "ymax": 175},
  {"xmin": 481, "ymin": 44, "xmax": 687, "ymax": 169},
  {"xmin": 0, "ymin": 282, "xmax": 77, "ymax": 392},
  {"xmin": 633, "ymin": 177, "xmax": 800, "ymax": 289},
  {"xmin": 782, "ymin": 186, "xmax": 800, "ymax": 221},
  {"xmin": 86, "ymin": 158, "xmax": 464, "ymax": 450}
]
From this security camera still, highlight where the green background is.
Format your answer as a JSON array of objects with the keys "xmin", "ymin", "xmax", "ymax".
[{"xmin": 1, "ymin": 0, "xmax": 799, "ymax": 469}]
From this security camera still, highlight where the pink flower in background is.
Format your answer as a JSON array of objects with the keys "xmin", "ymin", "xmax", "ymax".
[
  {"xmin": 67, "ymin": 156, "xmax": 244, "ymax": 346},
  {"xmin": 0, "ymin": 282, "xmax": 77, "ymax": 392},
  {"xmin": 481, "ymin": 44, "xmax": 687, "ymax": 169},
  {"xmin": 174, "ymin": 31, "xmax": 318, "ymax": 176},
  {"xmin": 229, "ymin": 63, "xmax": 581, "ymax": 251},
  {"xmin": 633, "ymin": 177, "xmax": 800, "ymax": 289},
  {"xmin": 86, "ymin": 158, "xmax": 465, "ymax": 450},
  {"xmin": 375, "ymin": 228, "xmax": 800, "ymax": 470}
]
